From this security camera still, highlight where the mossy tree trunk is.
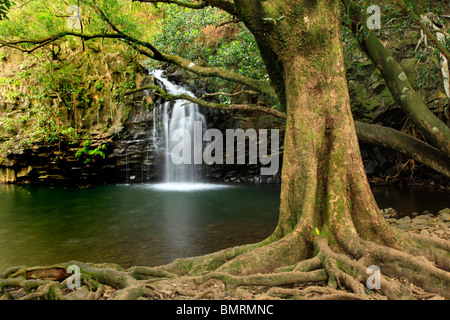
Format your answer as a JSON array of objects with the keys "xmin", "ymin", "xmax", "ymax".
[{"xmin": 229, "ymin": 0, "xmax": 396, "ymax": 264}]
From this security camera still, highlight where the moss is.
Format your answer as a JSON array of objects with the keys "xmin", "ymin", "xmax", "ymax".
[
  {"xmin": 300, "ymin": 28, "xmax": 331, "ymax": 54},
  {"xmin": 225, "ymin": 260, "xmax": 243, "ymax": 274},
  {"xmin": 184, "ymin": 261, "xmax": 194, "ymax": 274},
  {"xmin": 205, "ymin": 258, "xmax": 223, "ymax": 272},
  {"xmin": 262, "ymin": 1, "xmax": 283, "ymax": 19},
  {"xmin": 335, "ymin": 259, "xmax": 344, "ymax": 270}
]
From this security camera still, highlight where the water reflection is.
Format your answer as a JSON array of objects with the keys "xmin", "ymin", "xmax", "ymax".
[
  {"xmin": 0, "ymin": 183, "xmax": 279, "ymax": 271},
  {"xmin": 372, "ymin": 185, "xmax": 450, "ymax": 216}
]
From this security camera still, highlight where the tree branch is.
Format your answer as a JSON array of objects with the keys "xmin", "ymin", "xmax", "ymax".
[
  {"xmin": 119, "ymin": 35, "xmax": 278, "ymax": 102},
  {"xmin": 395, "ymin": 0, "xmax": 450, "ymax": 62},
  {"xmin": 342, "ymin": 0, "xmax": 450, "ymax": 158},
  {"xmin": 157, "ymin": 52, "xmax": 277, "ymax": 102},
  {"xmin": 0, "ymin": 30, "xmax": 277, "ymax": 103},
  {"xmin": 201, "ymin": 90, "xmax": 257, "ymax": 98},
  {"xmin": 0, "ymin": 32, "xmax": 126, "ymax": 53},
  {"xmin": 92, "ymin": 3, "xmax": 276, "ymax": 102},
  {"xmin": 204, "ymin": 0, "xmax": 237, "ymax": 15},
  {"xmin": 355, "ymin": 121, "xmax": 450, "ymax": 178},
  {"xmin": 128, "ymin": 84, "xmax": 285, "ymax": 119},
  {"xmin": 132, "ymin": 0, "xmax": 237, "ymax": 16},
  {"xmin": 133, "ymin": 0, "xmax": 208, "ymax": 10}
]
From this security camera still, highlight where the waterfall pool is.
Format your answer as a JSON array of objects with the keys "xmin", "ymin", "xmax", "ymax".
[
  {"xmin": 0, "ymin": 183, "xmax": 448, "ymax": 272},
  {"xmin": 0, "ymin": 183, "xmax": 280, "ymax": 271}
]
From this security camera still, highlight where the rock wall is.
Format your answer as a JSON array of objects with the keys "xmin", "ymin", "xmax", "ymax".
[
  {"xmin": 0, "ymin": 57, "xmax": 282, "ymax": 185},
  {"xmin": 0, "ymin": 45, "xmax": 156, "ymax": 185}
]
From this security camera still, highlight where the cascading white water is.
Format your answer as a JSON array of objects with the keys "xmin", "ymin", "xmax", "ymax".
[{"xmin": 152, "ymin": 70, "xmax": 207, "ymax": 186}]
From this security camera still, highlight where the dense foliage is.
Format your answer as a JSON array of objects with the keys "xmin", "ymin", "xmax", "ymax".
[
  {"xmin": 0, "ymin": 0, "xmax": 156, "ymax": 149},
  {"xmin": 0, "ymin": 0, "xmax": 13, "ymax": 20},
  {"xmin": 153, "ymin": 5, "xmax": 267, "ymax": 81}
]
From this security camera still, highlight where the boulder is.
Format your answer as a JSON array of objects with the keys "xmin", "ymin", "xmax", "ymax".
[{"xmin": 438, "ymin": 208, "xmax": 450, "ymax": 222}]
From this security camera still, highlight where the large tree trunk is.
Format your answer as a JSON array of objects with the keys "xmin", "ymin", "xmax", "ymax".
[{"xmin": 231, "ymin": 0, "xmax": 396, "ymax": 264}]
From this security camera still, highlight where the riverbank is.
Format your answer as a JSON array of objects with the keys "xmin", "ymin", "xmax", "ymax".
[{"xmin": 382, "ymin": 207, "xmax": 450, "ymax": 240}]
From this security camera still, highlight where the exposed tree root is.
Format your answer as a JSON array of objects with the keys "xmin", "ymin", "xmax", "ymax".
[
  {"xmin": 265, "ymin": 286, "xmax": 370, "ymax": 300},
  {"xmin": 1, "ymin": 228, "xmax": 448, "ymax": 300}
]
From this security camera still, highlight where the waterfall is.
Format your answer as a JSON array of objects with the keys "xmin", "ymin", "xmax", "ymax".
[{"xmin": 151, "ymin": 70, "xmax": 207, "ymax": 185}]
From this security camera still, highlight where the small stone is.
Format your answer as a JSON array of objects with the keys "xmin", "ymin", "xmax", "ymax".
[
  {"xmin": 412, "ymin": 215, "xmax": 431, "ymax": 223},
  {"xmin": 397, "ymin": 216, "xmax": 411, "ymax": 224},
  {"xmin": 420, "ymin": 229, "xmax": 430, "ymax": 236},
  {"xmin": 382, "ymin": 208, "xmax": 397, "ymax": 218},
  {"xmin": 437, "ymin": 208, "xmax": 450, "ymax": 222}
]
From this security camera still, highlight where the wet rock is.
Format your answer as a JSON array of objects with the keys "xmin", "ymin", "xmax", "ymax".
[
  {"xmin": 384, "ymin": 208, "xmax": 450, "ymax": 241},
  {"xmin": 438, "ymin": 208, "xmax": 450, "ymax": 222},
  {"xmin": 381, "ymin": 208, "xmax": 397, "ymax": 218},
  {"xmin": 393, "ymin": 216, "xmax": 412, "ymax": 230},
  {"xmin": 397, "ymin": 216, "xmax": 411, "ymax": 224},
  {"xmin": 412, "ymin": 215, "xmax": 431, "ymax": 222}
]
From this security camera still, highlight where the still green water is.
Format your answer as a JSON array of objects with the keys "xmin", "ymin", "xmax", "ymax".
[
  {"xmin": 0, "ymin": 183, "xmax": 448, "ymax": 272},
  {"xmin": 0, "ymin": 183, "xmax": 280, "ymax": 272}
]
